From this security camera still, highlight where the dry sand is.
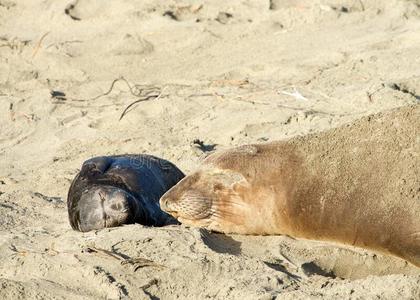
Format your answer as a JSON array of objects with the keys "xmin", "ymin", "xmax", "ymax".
[{"xmin": 0, "ymin": 0, "xmax": 419, "ymax": 299}]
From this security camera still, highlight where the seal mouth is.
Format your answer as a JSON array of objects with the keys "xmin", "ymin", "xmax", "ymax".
[
  {"xmin": 165, "ymin": 210, "xmax": 179, "ymax": 218},
  {"xmin": 159, "ymin": 196, "xmax": 175, "ymax": 213},
  {"xmin": 160, "ymin": 195, "xmax": 212, "ymax": 223}
]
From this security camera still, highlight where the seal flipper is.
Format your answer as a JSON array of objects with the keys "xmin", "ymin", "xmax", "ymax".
[{"xmin": 82, "ymin": 156, "xmax": 114, "ymax": 176}]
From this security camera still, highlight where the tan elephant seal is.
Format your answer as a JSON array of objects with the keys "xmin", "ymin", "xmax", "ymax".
[{"xmin": 160, "ymin": 105, "xmax": 420, "ymax": 267}]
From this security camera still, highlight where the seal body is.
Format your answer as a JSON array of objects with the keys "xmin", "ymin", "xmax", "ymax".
[
  {"xmin": 160, "ymin": 105, "xmax": 420, "ymax": 267},
  {"xmin": 68, "ymin": 154, "xmax": 184, "ymax": 232}
]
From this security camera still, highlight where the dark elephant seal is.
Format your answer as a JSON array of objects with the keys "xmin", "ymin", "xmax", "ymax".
[
  {"xmin": 160, "ymin": 105, "xmax": 420, "ymax": 267},
  {"xmin": 68, "ymin": 154, "xmax": 184, "ymax": 232}
]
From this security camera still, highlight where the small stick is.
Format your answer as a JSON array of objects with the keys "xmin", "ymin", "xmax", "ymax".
[
  {"xmin": 366, "ymin": 84, "xmax": 385, "ymax": 102},
  {"xmin": 82, "ymin": 246, "xmax": 126, "ymax": 261},
  {"xmin": 358, "ymin": 0, "xmax": 365, "ymax": 11},
  {"xmin": 32, "ymin": 32, "xmax": 50, "ymax": 58},
  {"xmin": 82, "ymin": 246, "xmax": 165, "ymax": 271},
  {"xmin": 69, "ymin": 77, "xmax": 125, "ymax": 102},
  {"xmin": 68, "ymin": 76, "xmax": 160, "ymax": 102},
  {"xmin": 119, "ymin": 87, "xmax": 165, "ymax": 121}
]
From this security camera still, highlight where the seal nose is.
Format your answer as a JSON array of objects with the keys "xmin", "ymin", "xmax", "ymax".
[
  {"xmin": 159, "ymin": 196, "xmax": 170, "ymax": 212},
  {"xmin": 160, "ymin": 197, "xmax": 178, "ymax": 218}
]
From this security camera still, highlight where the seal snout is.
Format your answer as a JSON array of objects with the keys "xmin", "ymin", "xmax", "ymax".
[
  {"xmin": 161, "ymin": 188, "xmax": 213, "ymax": 224},
  {"xmin": 77, "ymin": 186, "xmax": 137, "ymax": 232},
  {"xmin": 159, "ymin": 196, "xmax": 175, "ymax": 214}
]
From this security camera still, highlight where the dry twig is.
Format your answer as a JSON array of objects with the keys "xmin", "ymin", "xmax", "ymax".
[
  {"xmin": 82, "ymin": 246, "xmax": 165, "ymax": 272},
  {"xmin": 61, "ymin": 77, "xmax": 163, "ymax": 118},
  {"xmin": 358, "ymin": 0, "xmax": 365, "ymax": 11},
  {"xmin": 119, "ymin": 86, "xmax": 164, "ymax": 121},
  {"xmin": 32, "ymin": 32, "xmax": 50, "ymax": 58},
  {"xmin": 68, "ymin": 76, "xmax": 159, "ymax": 102}
]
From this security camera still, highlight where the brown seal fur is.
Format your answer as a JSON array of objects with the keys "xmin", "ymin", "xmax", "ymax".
[{"xmin": 160, "ymin": 105, "xmax": 420, "ymax": 267}]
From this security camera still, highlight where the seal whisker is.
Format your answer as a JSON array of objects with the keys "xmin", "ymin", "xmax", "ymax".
[{"xmin": 408, "ymin": 232, "xmax": 420, "ymax": 241}]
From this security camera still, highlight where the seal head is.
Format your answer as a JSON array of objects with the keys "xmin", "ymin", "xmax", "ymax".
[
  {"xmin": 160, "ymin": 146, "xmax": 283, "ymax": 235},
  {"xmin": 68, "ymin": 154, "xmax": 184, "ymax": 232}
]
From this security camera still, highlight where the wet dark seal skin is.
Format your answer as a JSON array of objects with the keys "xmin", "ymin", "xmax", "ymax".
[{"xmin": 68, "ymin": 154, "xmax": 184, "ymax": 232}]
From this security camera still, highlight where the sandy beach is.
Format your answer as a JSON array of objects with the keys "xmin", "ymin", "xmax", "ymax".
[{"xmin": 0, "ymin": 0, "xmax": 419, "ymax": 299}]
